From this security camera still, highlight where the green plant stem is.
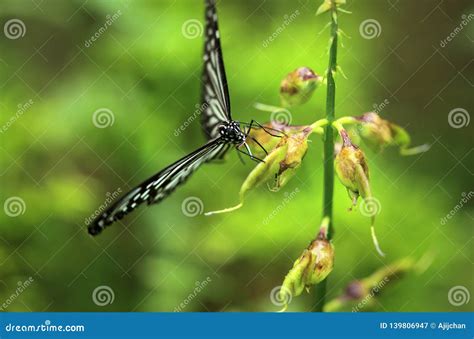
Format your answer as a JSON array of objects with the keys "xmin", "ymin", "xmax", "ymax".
[{"xmin": 315, "ymin": 4, "xmax": 338, "ymax": 313}]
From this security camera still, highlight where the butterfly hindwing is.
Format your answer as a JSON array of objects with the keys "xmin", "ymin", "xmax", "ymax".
[
  {"xmin": 89, "ymin": 138, "xmax": 225, "ymax": 235},
  {"xmin": 201, "ymin": 0, "xmax": 232, "ymax": 140}
]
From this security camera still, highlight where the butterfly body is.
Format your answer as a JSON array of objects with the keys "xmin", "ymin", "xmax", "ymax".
[{"xmin": 218, "ymin": 121, "xmax": 246, "ymax": 145}]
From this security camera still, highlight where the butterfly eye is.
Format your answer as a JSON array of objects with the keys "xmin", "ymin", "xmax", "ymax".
[{"xmin": 218, "ymin": 125, "xmax": 227, "ymax": 134}]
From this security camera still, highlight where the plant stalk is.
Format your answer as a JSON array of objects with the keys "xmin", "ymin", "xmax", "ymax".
[{"xmin": 315, "ymin": 3, "xmax": 338, "ymax": 313}]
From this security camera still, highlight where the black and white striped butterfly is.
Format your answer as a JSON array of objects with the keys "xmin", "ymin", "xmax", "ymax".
[{"xmin": 88, "ymin": 0, "xmax": 268, "ymax": 235}]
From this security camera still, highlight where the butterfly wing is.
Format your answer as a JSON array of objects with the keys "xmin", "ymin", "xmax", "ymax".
[
  {"xmin": 201, "ymin": 0, "xmax": 232, "ymax": 140},
  {"xmin": 89, "ymin": 138, "xmax": 225, "ymax": 235}
]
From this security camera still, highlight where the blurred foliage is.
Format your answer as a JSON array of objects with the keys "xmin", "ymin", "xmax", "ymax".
[{"xmin": 0, "ymin": 0, "xmax": 472, "ymax": 312}]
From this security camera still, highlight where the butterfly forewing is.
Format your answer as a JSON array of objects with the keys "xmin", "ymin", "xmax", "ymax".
[
  {"xmin": 89, "ymin": 138, "xmax": 225, "ymax": 235},
  {"xmin": 201, "ymin": 0, "xmax": 232, "ymax": 140}
]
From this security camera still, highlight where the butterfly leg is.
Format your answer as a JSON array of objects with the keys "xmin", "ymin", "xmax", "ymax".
[
  {"xmin": 236, "ymin": 143, "xmax": 265, "ymax": 163},
  {"xmin": 236, "ymin": 147, "xmax": 246, "ymax": 165},
  {"xmin": 243, "ymin": 120, "xmax": 286, "ymax": 138},
  {"xmin": 251, "ymin": 137, "xmax": 268, "ymax": 156}
]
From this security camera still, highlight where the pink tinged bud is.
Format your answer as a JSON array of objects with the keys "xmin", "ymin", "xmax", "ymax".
[
  {"xmin": 280, "ymin": 67, "xmax": 322, "ymax": 107},
  {"xmin": 356, "ymin": 112, "xmax": 394, "ymax": 152},
  {"xmin": 356, "ymin": 112, "xmax": 430, "ymax": 155},
  {"xmin": 344, "ymin": 280, "xmax": 367, "ymax": 300}
]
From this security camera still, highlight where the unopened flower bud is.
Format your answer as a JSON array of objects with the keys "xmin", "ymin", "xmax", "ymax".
[
  {"xmin": 316, "ymin": 0, "xmax": 347, "ymax": 15},
  {"xmin": 356, "ymin": 112, "xmax": 393, "ymax": 152},
  {"xmin": 279, "ymin": 233, "xmax": 335, "ymax": 309},
  {"xmin": 335, "ymin": 129, "xmax": 370, "ymax": 202},
  {"xmin": 280, "ymin": 67, "xmax": 321, "ymax": 107},
  {"xmin": 274, "ymin": 126, "xmax": 311, "ymax": 190},
  {"xmin": 356, "ymin": 112, "xmax": 430, "ymax": 155}
]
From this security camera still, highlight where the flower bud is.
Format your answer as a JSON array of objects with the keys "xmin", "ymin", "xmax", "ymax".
[
  {"xmin": 316, "ymin": 0, "xmax": 347, "ymax": 15},
  {"xmin": 274, "ymin": 126, "xmax": 311, "ymax": 189},
  {"xmin": 356, "ymin": 112, "xmax": 392, "ymax": 152},
  {"xmin": 335, "ymin": 129, "xmax": 370, "ymax": 202},
  {"xmin": 280, "ymin": 67, "xmax": 321, "ymax": 107},
  {"xmin": 356, "ymin": 112, "xmax": 430, "ymax": 155},
  {"xmin": 206, "ymin": 125, "xmax": 315, "ymax": 215},
  {"xmin": 279, "ymin": 234, "xmax": 335, "ymax": 310}
]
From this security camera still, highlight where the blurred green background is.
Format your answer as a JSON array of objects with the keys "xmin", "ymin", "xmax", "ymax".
[{"xmin": 0, "ymin": 0, "xmax": 472, "ymax": 312}]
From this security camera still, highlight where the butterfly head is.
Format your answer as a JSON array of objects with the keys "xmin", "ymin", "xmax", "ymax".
[{"xmin": 218, "ymin": 121, "xmax": 245, "ymax": 145}]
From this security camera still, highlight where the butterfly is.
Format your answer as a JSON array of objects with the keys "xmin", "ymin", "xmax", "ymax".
[{"xmin": 88, "ymin": 0, "xmax": 273, "ymax": 235}]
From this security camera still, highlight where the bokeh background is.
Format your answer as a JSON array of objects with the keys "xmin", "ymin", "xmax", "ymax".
[{"xmin": 0, "ymin": 0, "xmax": 472, "ymax": 312}]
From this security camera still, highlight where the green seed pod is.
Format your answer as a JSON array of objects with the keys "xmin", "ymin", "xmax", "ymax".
[{"xmin": 280, "ymin": 67, "xmax": 321, "ymax": 107}]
